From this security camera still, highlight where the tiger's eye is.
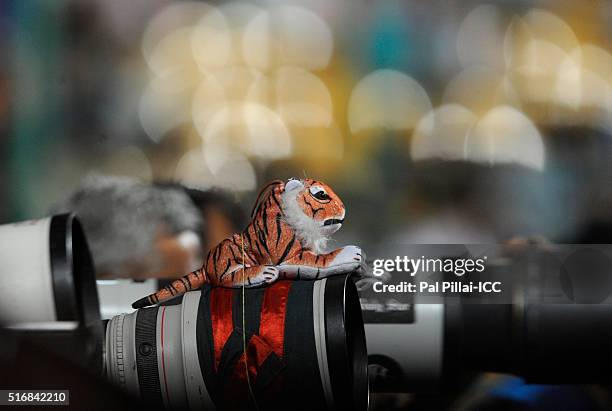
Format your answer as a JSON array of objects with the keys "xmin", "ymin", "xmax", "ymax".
[{"xmin": 314, "ymin": 191, "xmax": 330, "ymax": 200}]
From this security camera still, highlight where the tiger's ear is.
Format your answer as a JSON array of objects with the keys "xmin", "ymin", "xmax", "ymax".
[{"xmin": 284, "ymin": 178, "xmax": 303, "ymax": 192}]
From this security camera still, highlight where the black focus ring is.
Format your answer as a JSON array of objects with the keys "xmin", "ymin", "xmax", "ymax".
[
  {"xmin": 135, "ymin": 307, "xmax": 163, "ymax": 406},
  {"xmin": 324, "ymin": 275, "xmax": 352, "ymax": 410},
  {"xmin": 49, "ymin": 214, "xmax": 79, "ymax": 321}
]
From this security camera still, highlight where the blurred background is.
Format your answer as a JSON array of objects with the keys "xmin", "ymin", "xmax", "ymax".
[
  {"xmin": 3, "ymin": 0, "xmax": 612, "ymax": 249},
  {"xmin": 3, "ymin": 0, "xmax": 612, "ymax": 409}
]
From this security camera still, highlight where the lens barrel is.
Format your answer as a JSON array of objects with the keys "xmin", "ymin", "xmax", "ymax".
[
  {"xmin": 105, "ymin": 275, "xmax": 368, "ymax": 411},
  {"xmin": 0, "ymin": 214, "xmax": 102, "ymax": 372},
  {"xmin": 444, "ymin": 302, "xmax": 612, "ymax": 384}
]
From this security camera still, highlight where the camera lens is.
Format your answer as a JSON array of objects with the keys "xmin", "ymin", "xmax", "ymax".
[
  {"xmin": 104, "ymin": 275, "xmax": 368, "ymax": 411},
  {"xmin": 0, "ymin": 214, "xmax": 102, "ymax": 372}
]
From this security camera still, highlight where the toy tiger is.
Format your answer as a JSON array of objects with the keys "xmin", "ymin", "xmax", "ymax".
[{"xmin": 132, "ymin": 178, "xmax": 365, "ymax": 308}]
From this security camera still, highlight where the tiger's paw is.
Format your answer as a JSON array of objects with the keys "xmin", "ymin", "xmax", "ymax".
[
  {"xmin": 331, "ymin": 245, "xmax": 366, "ymax": 275},
  {"xmin": 249, "ymin": 265, "xmax": 279, "ymax": 287}
]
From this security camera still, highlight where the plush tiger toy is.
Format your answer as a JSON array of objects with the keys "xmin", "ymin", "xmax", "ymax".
[{"xmin": 132, "ymin": 178, "xmax": 365, "ymax": 308}]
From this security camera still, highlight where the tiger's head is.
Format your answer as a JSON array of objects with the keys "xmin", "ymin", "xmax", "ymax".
[{"xmin": 280, "ymin": 178, "xmax": 346, "ymax": 254}]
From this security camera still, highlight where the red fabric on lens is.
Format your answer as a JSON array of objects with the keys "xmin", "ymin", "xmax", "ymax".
[
  {"xmin": 210, "ymin": 287, "xmax": 234, "ymax": 372},
  {"xmin": 225, "ymin": 282, "xmax": 293, "ymax": 408},
  {"xmin": 259, "ymin": 281, "xmax": 292, "ymax": 358},
  {"xmin": 217, "ymin": 281, "xmax": 293, "ymax": 408},
  {"xmin": 224, "ymin": 335, "xmax": 277, "ymax": 408}
]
